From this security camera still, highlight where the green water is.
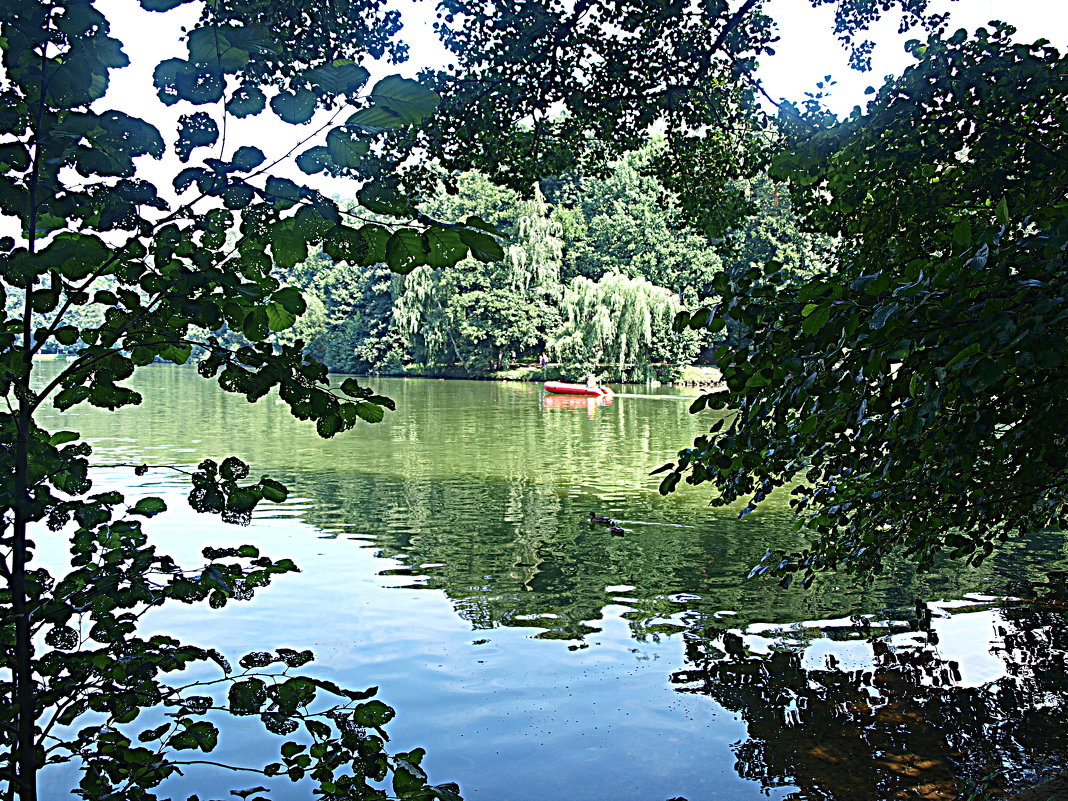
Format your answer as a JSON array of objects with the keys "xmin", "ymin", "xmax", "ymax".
[{"xmin": 35, "ymin": 364, "xmax": 1068, "ymax": 800}]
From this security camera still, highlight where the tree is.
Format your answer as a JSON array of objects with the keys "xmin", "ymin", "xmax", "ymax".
[
  {"xmin": 662, "ymin": 23, "xmax": 1068, "ymax": 585},
  {"xmin": 0, "ymin": 0, "xmax": 504, "ymax": 797},
  {"xmin": 563, "ymin": 145, "xmax": 723, "ymax": 304},
  {"xmin": 553, "ymin": 272, "xmax": 695, "ymax": 381},
  {"xmin": 390, "ymin": 172, "xmax": 560, "ymax": 371}
]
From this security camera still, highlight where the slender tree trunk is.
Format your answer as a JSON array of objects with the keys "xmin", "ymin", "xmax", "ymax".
[
  {"xmin": 11, "ymin": 42, "xmax": 46, "ymax": 792},
  {"xmin": 12, "ymin": 400, "xmax": 37, "ymax": 801}
]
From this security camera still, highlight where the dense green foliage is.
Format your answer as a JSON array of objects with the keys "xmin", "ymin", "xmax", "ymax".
[
  {"xmin": 664, "ymin": 23, "xmax": 1068, "ymax": 583},
  {"xmin": 267, "ymin": 160, "xmax": 823, "ymax": 382}
]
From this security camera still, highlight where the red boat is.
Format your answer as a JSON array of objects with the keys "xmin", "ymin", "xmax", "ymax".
[{"xmin": 543, "ymin": 381, "xmax": 615, "ymax": 397}]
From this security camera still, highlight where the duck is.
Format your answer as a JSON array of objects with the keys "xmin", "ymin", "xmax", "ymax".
[
  {"xmin": 608, "ymin": 525, "xmax": 626, "ymax": 536},
  {"xmin": 588, "ymin": 512, "xmax": 613, "ymax": 526}
]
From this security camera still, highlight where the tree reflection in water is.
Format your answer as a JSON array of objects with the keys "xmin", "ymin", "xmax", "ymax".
[{"xmin": 672, "ymin": 575, "xmax": 1068, "ymax": 800}]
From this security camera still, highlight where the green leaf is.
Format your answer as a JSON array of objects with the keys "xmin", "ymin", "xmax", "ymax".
[
  {"xmin": 50, "ymin": 431, "xmax": 80, "ymax": 446},
  {"xmin": 369, "ymin": 75, "xmax": 440, "ymax": 124},
  {"xmin": 870, "ymin": 303, "xmax": 898, "ymax": 330},
  {"xmin": 231, "ymin": 146, "xmax": 265, "ymax": 171},
  {"xmin": 295, "ymin": 145, "xmax": 330, "ymax": 175},
  {"xmin": 386, "ymin": 229, "xmax": 427, "ymax": 274},
  {"xmin": 54, "ymin": 325, "xmax": 80, "ymax": 345},
  {"xmin": 946, "ymin": 342, "xmax": 981, "ymax": 370},
  {"xmin": 346, "ymin": 106, "xmax": 405, "ymax": 131},
  {"xmin": 139, "ymin": 0, "xmax": 194, "ymax": 9},
  {"xmin": 353, "ymin": 699, "xmax": 395, "ymax": 728},
  {"xmin": 353, "ymin": 401, "xmax": 385, "ymax": 423},
  {"xmin": 333, "ymin": 224, "xmax": 389, "ymax": 265},
  {"xmin": 38, "ymin": 232, "xmax": 110, "ymax": 281},
  {"xmin": 357, "ymin": 183, "xmax": 411, "ymax": 217},
  {"xmin": 801, "ymin": 304, "xmax": 830, "ymax": 335},
  {"xmin": 131, "ymin": 497, "xmax": 167, "ymax": 517},
  {"xmin": 242, "ymin": 306, "xmax": 270, "ymax": 340},
  {"xmin": 326, "ymin": 127, "xmax": 369, "ymax": 169},
  {"xmin": 227, "ymin": 84, "xmax": 267, "ymax": 118},
  {"xmin": 270, "ymin": 89, "xmax": 317, "ymax": 124},
  {"xmin": 464, "ymin": 215, "xmax": 500, "ymax": 236},
  {"xmin": 995, "ymin": 196, "xmax": 1009, "ymax": 227},
  {"xmin": 264, "ymin": 176, "xmax": 302, "ymax": 207},
  {"xmin": 266, "ymin": 302, "xmax": 296, "ymax": 332},
  {"xmin": 272, "ymin": 287, "xmax": 307, "ymax": 315},
  {"xmin": 459, "ymin": 229, "xmax": 504, "ymax": 262},
  {"xmin": 259, "ymin": 479, "xmax": 288, "ymax": 503},
  {"xmin": 303, "ymin": 61, "xmax": 370, "ymax": 95},
  {"xmin": 425, "ymin": 227, "xmax": 467, "ymax": 268},
  {"xmin": 229, "ymin": 679, "xmax": 267, "ymax": 715},
  {"xmin": 951, "ymin": 219, "xmax": 972, "ymax": 250}
]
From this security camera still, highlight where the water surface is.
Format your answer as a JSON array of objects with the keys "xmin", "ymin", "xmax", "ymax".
[{"xmin": 35, "ymin": 365, "xmax": 1068, "ymax": 800}]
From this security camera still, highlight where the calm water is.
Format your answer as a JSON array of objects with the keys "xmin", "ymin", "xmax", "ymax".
[{"xmin": 34, "ymin": 364, "xmax": 1068, "ymax": 800}]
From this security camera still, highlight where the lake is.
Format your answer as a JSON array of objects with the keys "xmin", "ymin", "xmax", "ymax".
[{"xmin": 35, "ymin": 364, "xmax": 1068, "ymax": 800}]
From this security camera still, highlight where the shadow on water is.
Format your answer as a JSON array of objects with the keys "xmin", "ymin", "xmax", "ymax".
[
  {"xmin": 34, "ymin": 364, "xmax": 1068, "ymax": 799},
  {"xmin": 673, "ymin": 574, "xmax": 1068, "ymax": 799}
]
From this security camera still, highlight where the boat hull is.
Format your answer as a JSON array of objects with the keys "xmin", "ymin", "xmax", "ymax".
[{"xmin": 543, "ymin": 381, "xmax": 614, "ymax": 397}]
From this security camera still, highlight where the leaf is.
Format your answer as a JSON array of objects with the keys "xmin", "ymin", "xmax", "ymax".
[
  {"xmin": 346, "ymin": 106, "xmax": 405, "ymax": 131},
  {"xmin": 266, "ymin": 302, "xmax": 296, "ymax": 332},
  {"xmin": 264, "ymin": 176, "xmax": 302, "ymax": 207},
  {"xmin": 946, "ymin": 342, "xmax": 981, "ymax": 370},
  {"xmin": 353, "ymin": 401, "xmax": 385, "ymax": 423},
  {"xmin": 38, "ymin": 232, "xmax": 110, "ymax": 281},
  {"xmin": 259, "ymin": 479, "xmax": 288, "ymax": 503},
  {"xmin": 227, "ymin": 84, "xmax": 266, "ymax": 118},
  {"xmin": 131, "ymin": 497, "xmax": 167, "ymax": 517},
  {"xmin": 231, "ymin": 146, "xmax": 265, "ymax": 171},
  {"xmin": 801, "ymin": 304, "xmax": 830, "ymax": 335},
  {"xmin": 459, "ymin": 229, "xmax": 504, "ymax": 262},
  {"xmin": 357, "ymin": 183, "xmax": 411, "ymax": 216},
  {"xmin": 951, "ymin": 219, "xmax": 972, "ymax": 250},
  {"xmin": 386, "ymin": 229, "xmax": 427, "ymax": 274},
  {"xmin": 139, "ymin": 0, "xmax": 194, "ymax": 9},
  {"xmin": 229, "ymin": 679, "xmax": 267, "ymax": 715},
  {"xmin": 425, "ymin": 227, "xmax": 467, "ymax": 268},
  {"xmin": 326, "ymin": 127, "xmax": 369, "ymax": 169},
  {"xmin": 464, "ymin": 215, "xmax": 500, "ymax": 235},
  {"xmin": 303, "ymin": 60, "xmax": 370, "ymax": 95},
  {"xmin": 242, "ymin": 306, "xmax": 270, "ymax": 340},
  {"xmin": 369, "ymin": 75, "xmax": 440, "ymax": 124},
  {"xmin": 50, "ymin": 431, "xmax": 80, "ymax": 446},
  {"xmin": 353, "ymin": 699, "xmax": 395, "ymax": 728},
  {"xmin": 270, "ymin": 89, "xmax": 317, "ymax": 124},
  {"xmin": 223, "ymin": 181, "xmax": 255, "ymax": 209},
  {"xmin": 295, "ymin": 146, "xmax": 330, "ymax": 175},
  {"xmin": 54, "ymin": 325, "xmax": 80, "ymax": 345},
  {"xmin": 272, "ymin": 287, "xmax": 307, "ymax": 315},
  {"xmin": 995, "ymin": 196, "xmax": 1009, "ymax": 227},
  {"xmin": 870, "ymin": 302, "xmax": 898, "ymax": 330}
]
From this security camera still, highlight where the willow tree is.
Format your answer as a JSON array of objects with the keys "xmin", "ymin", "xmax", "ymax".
[
  {"xmin": 553, "ymin": 273, "xmax": 694, "ymax": 381},
  {"xmin": 505, "ymin": 185, "xmax": 564, "ymax": 296},
  {"xmin": 390, "ymin": 175, "xmax": 562, "ymax": 370}
]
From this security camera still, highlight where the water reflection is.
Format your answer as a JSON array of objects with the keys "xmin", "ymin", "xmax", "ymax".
[
  {"xmin": 673, "ymin": 575, "xmax": 1068, "ymax": 799},
  {"xmin": 542, "ymin": 393, "xmax": 614, "ymax": 417}
]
